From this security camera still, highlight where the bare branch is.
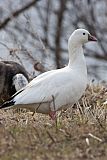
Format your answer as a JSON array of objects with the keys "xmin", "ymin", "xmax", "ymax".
[{"xmin": 0, "ymin": 0, "xmax": 40, "ymax": 29}]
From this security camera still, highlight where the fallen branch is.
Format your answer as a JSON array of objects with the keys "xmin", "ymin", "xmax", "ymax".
[{"xmin": 88, "ymin": 133, "xmax": 102, "ymax": 142}]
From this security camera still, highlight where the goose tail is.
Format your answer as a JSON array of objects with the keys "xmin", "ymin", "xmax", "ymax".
[
  {"xmin": 0, "ymin": 88, "xmax": 24, "ymax": 109},
  {"xmin": 0, "ymin": 99, "xmax": 15, "ymax": 109}
]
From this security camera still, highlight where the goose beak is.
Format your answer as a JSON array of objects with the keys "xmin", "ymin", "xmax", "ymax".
[{"xmin": 88, "ymin": 34, "xmax": 97, "ymax": 41}]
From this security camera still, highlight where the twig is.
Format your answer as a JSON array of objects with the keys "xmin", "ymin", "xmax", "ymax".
[
  {"xmin": 88, "ymin": 133, "xmax": 102, "ymax": 142},
  {"xmin": 23, "ymin": 14, "xmax": 47, "ymax": 55},
  {"xmin": 0, "ymin": 41, "xmax": 10, "ymax": 50},
  {"xmin": 0, "ymin": 0, "xmax": 40, "ymax": 29},
  {"xmin": 86, "ymin": 138, "xmax": 90, "ymax": 146},
  {"xmin": 46, "ymin": 130, "xmax": 56, "ymax": 143}
]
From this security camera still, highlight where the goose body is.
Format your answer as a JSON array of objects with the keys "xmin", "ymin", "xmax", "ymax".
[{"xmin": 0, "ymin": 29, "xmax": 97, "ymax": 118}]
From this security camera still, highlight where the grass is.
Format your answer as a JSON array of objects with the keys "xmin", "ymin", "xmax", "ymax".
[{"xmin": 0, "ymin": 84, "xmax": 107, "ymax": 160}]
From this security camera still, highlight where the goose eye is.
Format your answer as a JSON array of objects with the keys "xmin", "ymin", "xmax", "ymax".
[{"xmin": 83, "ymin": 33, "xmax": 85, "ymax": 35}]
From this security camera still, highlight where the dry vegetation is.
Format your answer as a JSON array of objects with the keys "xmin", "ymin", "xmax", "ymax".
[{"xmin": 0, "ymin": 84, "xmax": 107, "ymax": 160}]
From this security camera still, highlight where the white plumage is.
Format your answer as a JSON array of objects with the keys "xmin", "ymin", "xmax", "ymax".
[
  {"xmin": 0, "ymin": 29, "xmax": 97, "ymax": 117},
  {"xmin": 12, "ymin": 73, "xmax": 29, "ymax": 91}
]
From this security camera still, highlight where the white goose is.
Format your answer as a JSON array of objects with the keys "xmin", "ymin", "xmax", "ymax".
[{"xmin": 0, "ymin": 29, "xmax": 97, "ymax": 119}]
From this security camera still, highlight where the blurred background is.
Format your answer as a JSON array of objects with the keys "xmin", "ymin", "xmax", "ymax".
[{"xmin": 0, "ymin": 0, "xmax": 107, "ymax": 82}]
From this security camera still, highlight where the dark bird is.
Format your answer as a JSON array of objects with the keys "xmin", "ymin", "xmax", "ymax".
[{"xmin": 0, "ymin": 61, "xmax": 29, "ymax": 101}]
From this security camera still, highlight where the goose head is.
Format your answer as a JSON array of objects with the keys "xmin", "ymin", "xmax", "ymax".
[{"xmin": 68, "ymin": 29, "xmax": 97, "ymax": 46}]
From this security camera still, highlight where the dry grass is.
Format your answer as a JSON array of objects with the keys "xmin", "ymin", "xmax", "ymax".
[{"xmin": 0, "ymin": 84, "xmax": 107, "ymax": 160}]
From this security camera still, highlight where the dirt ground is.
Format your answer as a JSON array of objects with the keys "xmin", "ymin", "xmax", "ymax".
[{"xmin": 0, "ymin": 85, "xmax": 107, "ymax": 160}]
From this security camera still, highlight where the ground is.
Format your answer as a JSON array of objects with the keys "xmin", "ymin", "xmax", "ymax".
[{"xmin": 0, "ymin": 84, "xmax": 107, "ymax": 160}]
